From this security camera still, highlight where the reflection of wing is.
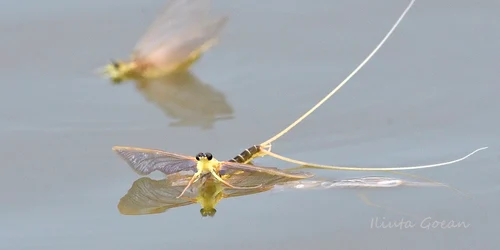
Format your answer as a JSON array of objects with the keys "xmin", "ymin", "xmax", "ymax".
[
  {"xmin": 325, "ymin": 177, "xmax": 405, "ymax": 188},
  {"xmin": 221, "ymin": 171, "xmax": 304, "ymax": 196},
  {"xmin": 273, "ymin": 176, "xmax": 446, "ymax": 191},
  {"xmin": 112, "ymin": 146, "xmax": 197, "ymax": 175},
  {"xmin": 134, "ymin": 72, "xmax": 233, "ymax": 129},
  {"xmin": 118, "ymin": 177, "xmax": 196, "ymax": 215},
  {"xmin": 117, "ymin": 171, "xmax": 300, "ymax": 215},
  {"xmin": 220, "ymin": 161, "xmax": 314, "ymax": 180},
  {"xmin": 133, "ymin": 0, "xmax": 227, "ymax": 67},
  {"xmin": 223, "ymin": 185, "xmax": 273, "ymax": 198},
  {"xmin": 320, "ymin": 177, "xmax": 444, "ymax": 188}
]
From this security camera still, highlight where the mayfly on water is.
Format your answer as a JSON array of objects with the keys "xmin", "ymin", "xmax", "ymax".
[
  {"xmin": 112, "ymin": 0, "xmax": 488, "ymax": 201},
  {"xmin": 112, "ymin": 146, "xmax": 313, "ymax": 198}
]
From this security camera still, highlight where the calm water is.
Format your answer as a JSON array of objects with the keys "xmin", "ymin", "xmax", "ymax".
[{"xmin": 1, "ymin": 0, "xmax": 499, "ymax": 249}]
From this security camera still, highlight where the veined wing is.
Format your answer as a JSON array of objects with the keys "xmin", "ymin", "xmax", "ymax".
[
  {"xmin": 112, "ymin": 146, "xmax": 197, "ymax": 175},
  {"xmin": 133, "ymin": 0, "xmax": 227, "ymax": 61},
  {"xmin": 275, "ymin": 177, "xmax": 446, "ymax": 190},
  {"xmin": 118, "ymin": 177, "xmax": 196, "ymax": 215},
  {"xmin": 135, "ymin": 16, "xmax": 227, "ymax": 69},
  {"xmin": 222, "ymin": 170, "xmax": 305, "ymax": 193},
  {"xmin": 135, "ymin": 0, "xmax": 211, "ymax": 52},
  {"xmin": 222, "ymin": 185, "xmax": 274, "ymax": 198},
  {"xmin": 220, "ymin": 161, "xmax": 314, "ymax": 180}
]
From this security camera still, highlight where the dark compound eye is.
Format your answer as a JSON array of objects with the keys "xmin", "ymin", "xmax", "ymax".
[
  {"xmin": 112, "ymin": 78, "xmax": 122, "ymax": 84},
  {"xmin": 205, "ymin": 152, "xmax": 213, "ymax": 160},
  {"xmin": 111, "ymin": 60, "xmax": 120, "ymax": 69},
  {"xmin": 208, "ymin": 208, "xmax": 216, "ymax": 217},
  {"xmin": 200, "ymin": 208, "xmax": 208, "ymax": 217},
  {"xmin": 195, "ymin": 152, "xmax": 205, "ymax": 161},
  {"xmin": 200, "ymin": 208, "xmax": 216, "ymax": 217}
]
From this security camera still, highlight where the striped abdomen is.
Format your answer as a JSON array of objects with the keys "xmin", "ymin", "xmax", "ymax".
[{"xmin": 228, "ymin": 145, "xmax": 262, "ymax": 164}]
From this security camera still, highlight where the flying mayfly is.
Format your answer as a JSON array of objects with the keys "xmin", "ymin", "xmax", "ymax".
[
  {"xmin": 112, "ymin": 146, "xmax": 314, "ymax": 198},
  {"xmin": 100, "ymin": 0, "xmax": 228, "ymax": 83}
]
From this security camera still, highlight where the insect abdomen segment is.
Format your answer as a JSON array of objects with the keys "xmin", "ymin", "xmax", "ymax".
[{"xmin": 228, "ymin": 145, "xmax": 261, "ymax": 164}]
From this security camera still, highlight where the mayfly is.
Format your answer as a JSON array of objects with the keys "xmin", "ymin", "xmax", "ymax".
[
  {"xmin": 112, "ymin": 146, "xmax": 313, "ymax": 198},
  {"xmin": 101, "ymin": 0, "xmax": 228, "ymax": 83}
]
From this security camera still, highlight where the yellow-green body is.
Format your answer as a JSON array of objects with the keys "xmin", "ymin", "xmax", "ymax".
[
  {"xmin": 195, "ymin": 178, "xmax": 224, "ymax": 216},
  {"xmin": 103, "ymin": 47, "xmax": 204, "ymax": 83},
  {"xmin": 101, "ymin": 0, "xmax": 227, "ymax": 83}
]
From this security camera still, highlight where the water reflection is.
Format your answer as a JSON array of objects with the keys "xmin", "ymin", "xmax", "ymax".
[
  {"xmin": 118, "ymin": 171, "xmax": 444, "ymax": 217},
  {"xmin": 120, "ymin": 72, "xmax": 234, "ymax": 129},
  {"xmin": 117, "ymin": 171, "xmax": 298, "ymax": 217}
]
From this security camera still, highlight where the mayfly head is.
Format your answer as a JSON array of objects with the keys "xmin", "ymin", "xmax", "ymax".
[
  {"xmin": 195, "ymin": 152, "xmax": 214, "ymax": 161},
  {"xmin": 200, "ymin": 208, "xmax": 216, "ymax": 217},
  {"xmin": 103, "ymin": 59, "xmax": 136, "ymax": 83}
]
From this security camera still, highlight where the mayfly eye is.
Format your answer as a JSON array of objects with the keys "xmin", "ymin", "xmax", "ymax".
[
  {"xmin": 205, "ymin": 153, "xmax": 213, "ymax": 160},
  {"xmin": 200, "ymin": 208, "xmax": 207, "ymax": 216},
  {"xmin": 209, "ymin": 208, "xmax": 216, "ymax": 216},
  {"xmin": 196, "ymin": 152, "xmax": 205, "ymax": 161}
]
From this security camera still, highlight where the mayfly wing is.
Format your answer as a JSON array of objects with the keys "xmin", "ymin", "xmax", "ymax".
[
  {"xmin": 133, "ymin": 0, "xmax": 227, "ymax": 63},
  {"xmin": 135, "ymin": 0, "xmax": 211, "ymax": 52},
  {"xmin": 112, "ymin": 146, "xmax": 197, "ymax": 175},
  {"xmin": 136, "ymin": 16, "xmax": 228, "ymax": 68},
  {"xmin": 277, "ymin": 177, "xmax": 445, "ymax": 190},
  {"xmin": 222, "ymin": 170, "xmax": 306, "ymax": 191},
  {"xmin": 219, "ymin": 161, "xmax": 314, "ymax": 180},
  {"xmin": 118, "ymin": 177, "xmax": 196, "ymax": 215},
  {"xmin": 222, "ymin": 186, "xmax": 274, "ymax": 199}
]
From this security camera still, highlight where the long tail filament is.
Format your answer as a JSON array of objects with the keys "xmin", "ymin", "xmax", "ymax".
[
  {"xmin": 259, "ymin": 0, "xmax": 417, "ymax": 148},
  {"xmin": 263, "ymin": 146, "xmax": 488, "ymax": 172}
]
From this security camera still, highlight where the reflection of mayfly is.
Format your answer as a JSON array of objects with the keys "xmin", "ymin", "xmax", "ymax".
[
  {"xmin": 112, "ymin": 145, "xmax": 313, "ymax": 199},
  {"xmin": 101, "ymin": 0, "xmax": 227, "ymax": 83},
  {"xmin": 118, "ymin": 171, "xmax": 443, "ymax": 217},
  {"xmin": 118, "ymin": 171, "xmax": 293, "ymax": 217},
  {"xmin": 132, "ymin": 72, "xmax": 234, "ymax": 129}
]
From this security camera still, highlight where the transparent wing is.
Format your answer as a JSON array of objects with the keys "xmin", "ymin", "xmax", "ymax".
[
  {"xmin": 222, "ymin": 185, "xmax": 274, "ymax": 198},
  {"xmin": 221, "ymin": 170, "xmax": 307, "ymax": 194},
  {"xmin": 117, "ymin": 177, "xmax": 196, "ymax": 215},
  {"xmin": 112, "ymin": 146, "xmax": 197, "ymax": 175},
  {"xmin": 275, "ymin": 177, "xmax": 446, "ymax": 190},
  {"xmin": 135, "ymin": 0, "xmax": 211, "ymax": 52},
  {"xmin": 220, "ymin": 161, "xmax": 314, "ymax": 180},
  {"xmin": 133, "ymin": 0, "xmax": 227, "ymax": 63},
  {"xmin": 134, "ymin": 72, "xmax": 234, "ymax": 129}
]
